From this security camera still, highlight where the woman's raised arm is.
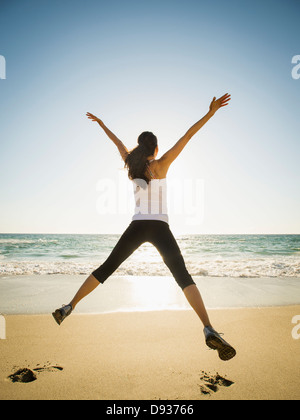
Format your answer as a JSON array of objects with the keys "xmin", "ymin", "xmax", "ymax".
[
  {"xmin": 86, "ymin": 112, "xmax": 128, "ymax": 162},
  {"xmin": 157, "ymin": 93, "xmax": 231, "ymax": 171}
]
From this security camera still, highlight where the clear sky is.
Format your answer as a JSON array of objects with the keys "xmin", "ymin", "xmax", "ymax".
[{"xmin": 0, "ymin": 0, "xmax": 299, "ymax": 234}]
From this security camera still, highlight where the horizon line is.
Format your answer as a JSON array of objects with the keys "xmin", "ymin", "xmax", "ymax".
[{"xmin": 1, "ymin": 232, "xmax": 300, "ymax": 236}]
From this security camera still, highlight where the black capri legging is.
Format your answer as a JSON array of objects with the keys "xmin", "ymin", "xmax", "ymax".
[{"xmin": 92, "ymin": 220, "xmax": 195, "ymax": 290}]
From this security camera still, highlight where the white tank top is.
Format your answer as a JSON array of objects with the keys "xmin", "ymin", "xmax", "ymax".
[
  {"xmin": 131, "ymin": 161, "xmax": 169, "ymax": 225},
  {"xmin": 132, "ymin": 178, "xmax": 168, "ymax": 224}
]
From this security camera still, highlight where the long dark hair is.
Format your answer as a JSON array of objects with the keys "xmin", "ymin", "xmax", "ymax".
[{"xmin": 125, "ymin": 131, "xmax": 157, "ymax": 183}]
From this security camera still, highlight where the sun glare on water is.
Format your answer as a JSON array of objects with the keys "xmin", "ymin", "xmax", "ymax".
[
  {"xmin": 122, "ymin": 244, "xmax": 189, "ymax": 311},
  {"xmin": 125, "ymin": 275, "xmax": 189, "ymax": 312}
]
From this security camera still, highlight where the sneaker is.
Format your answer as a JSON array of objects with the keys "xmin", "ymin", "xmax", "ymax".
[
  {"xmin": 204, "ymin": 326, "xmax": 236, "ymax": 361},
  {"xmin": 52, "ymin": 304, "xmax": 73, "ymax": 326}
]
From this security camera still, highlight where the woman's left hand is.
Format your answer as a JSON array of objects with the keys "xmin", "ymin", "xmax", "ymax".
[{"xmin": 86, "ymin": 112, "xmax": 102, "ymax": 124}]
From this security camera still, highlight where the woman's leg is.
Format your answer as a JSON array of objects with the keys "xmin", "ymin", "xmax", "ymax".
[
  {"xmin": 149, "ymin": 223, "xmax": 236, "ymax": 360},
  {"xmin": 70, "ymin": 274, "xmax": 99, "ymax": 309},
  {"xmin": 69, "ymin": 222, "xmax": 145, "ymax": 309},
  {"xmin": 149, "ymin": 222, "xmax": 212, "ymax": 327},
  {"xmin": 183, "ymin": 284, "xmax": 211, "ymax": 327}
]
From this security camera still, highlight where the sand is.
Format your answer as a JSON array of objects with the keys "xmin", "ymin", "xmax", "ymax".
[{"xmin": 0, "ymin": 306, "xmax": 299, "ymax": 400}]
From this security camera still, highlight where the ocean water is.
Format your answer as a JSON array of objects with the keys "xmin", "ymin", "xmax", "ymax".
[
  {"xmin": 0, "ymin": 233, "xmax": 300, "ymax": 278},
  {"xmin": 0, "ymin": 233, "xmax": 300, "ymax": 314}
]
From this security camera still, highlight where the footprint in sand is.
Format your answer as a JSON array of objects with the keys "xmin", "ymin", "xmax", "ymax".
[
  {"xmin": 199, "ymin": 371, "xmax": 234, "ymax": 395},
  {"xmin": 8, "ymin": 363, "xmax": 63, "ymax": 383}
]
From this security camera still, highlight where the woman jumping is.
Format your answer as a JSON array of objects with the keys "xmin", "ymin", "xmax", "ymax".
[{"xmin": 52, "ymin": 93, "xmax": 236, "ymax": 361}]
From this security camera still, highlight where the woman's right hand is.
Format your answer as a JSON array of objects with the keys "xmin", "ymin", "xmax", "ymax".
[{"xmin": 209, "ymin": 93, "xmax": 231, "ymax": 113}]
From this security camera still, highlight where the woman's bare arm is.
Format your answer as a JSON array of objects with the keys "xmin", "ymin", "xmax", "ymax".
[
  {"xmin": 157, "ymin": 93, "xmax": 231, "ymax": 172},
  {"xmin": 86, "ymin": 112, "xmax": 128, "ymax": 162}
]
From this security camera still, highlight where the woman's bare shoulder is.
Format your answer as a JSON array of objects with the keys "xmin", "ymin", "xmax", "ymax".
[{"xmin": 149, "ymin": 159, "xmax": 168, "ymax": 179}]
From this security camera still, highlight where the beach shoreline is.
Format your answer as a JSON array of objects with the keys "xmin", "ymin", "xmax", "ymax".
[
  {"xmin": 1, "ymin": 274, "xmax": 300, "ymax": 315},
  {"xmin": 0, "ymin": 306, "xmax": 299, "ymax": 400}
]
